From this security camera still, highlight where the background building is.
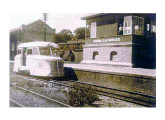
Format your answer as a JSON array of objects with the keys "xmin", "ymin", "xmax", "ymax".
[
  {"xmin": 10, "ymin": 19, "xmax": 55, "ymax": 60},
  {"xmin": 81, "ymin": 13, "xmax": 156, "ymax": 69}
]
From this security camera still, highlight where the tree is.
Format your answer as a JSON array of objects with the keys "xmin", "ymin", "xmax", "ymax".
[
  {"xmin": 55, "ymin": 29, "xmax": 74, "ymax": 43},
  {"xmin": 74, "ymin": 27, "xmax": 85, "ymax": 40}
]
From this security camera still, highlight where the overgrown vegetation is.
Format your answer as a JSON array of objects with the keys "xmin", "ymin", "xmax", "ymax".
[{"xmin": 68, "ymin": 83, "xmax": 99, "ymax": 107}]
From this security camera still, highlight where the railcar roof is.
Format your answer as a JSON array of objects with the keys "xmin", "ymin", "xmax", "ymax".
[{"xmin": 18, "ymin": 41, "xmax": 59, "ymax": 48}]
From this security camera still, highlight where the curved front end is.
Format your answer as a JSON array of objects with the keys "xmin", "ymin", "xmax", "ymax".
[
  {"xmin": 47, "ymin": 59, "xmax": 64, "ymax": 77},
  {"xmin": 28, "ymin": 56, "xmax": 64, "ymax": 78}
]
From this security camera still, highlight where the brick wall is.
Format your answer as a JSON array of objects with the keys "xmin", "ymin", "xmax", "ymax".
[{"xmin": 83, "ymin": 46, "xmax": 132, "ymax": 63}]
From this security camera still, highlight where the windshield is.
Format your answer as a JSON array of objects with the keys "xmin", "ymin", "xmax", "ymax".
[
  {"xmin": 51, "ymin": 48, "xmax": 58, "ymax": 56},
  {"xmin": 39, "ymin": 47, "xmax": 58, "ymax": 56},
  {"xmin": 39, "ymin": 47, "xmax": 51, "ymax": 56}
]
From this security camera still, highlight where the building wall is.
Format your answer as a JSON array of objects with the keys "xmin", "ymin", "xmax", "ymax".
[
  {"xmin": 83, "ymin": 46, "xmax": 132, "ymax": 63},
  {"xmin": 96, "ymin": 23, "xmax": 118, "ymax": 38},
  {"xmin": 132, "ymin": 35, "xmax": 156, "ymax": 68},
  {"xmin": 21, "ymin": 20, "xmax": 55, "ymax": 42},
  {"xmin": 85, "ymin": 35, "xmax": 132, "ymax": 44},
  {"xmin": 74, "ymin": 49, "xmax": 83, "ymax": 63},
  {"xmin": 23, "ymin": 32, "xmax": 54, "ymax": 42}
]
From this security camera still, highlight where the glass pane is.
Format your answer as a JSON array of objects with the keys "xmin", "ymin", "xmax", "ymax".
[
  {"xmin": 39, "ymin": 47, "xmax": 51, "ymax": 56},
  {"xmin": 18, "ymin": 49, "xmax": 22, "ymax": 54},
  {"xmin": 33, "ymin": 47, "xmax": 39, "ymax": 55},
  {"xmin": 128, "ymin": 21, "xmax": 130, "ymax": 27},
  {"xmin": 125, "ymin": 22, "xmax": 127, "ymax": 27},
  {"xmin": 27, "ymin": 49, "xmax": 32, "ymax": 55},
  {"xmin": 51, "ymin": 48, "xmax": 58, "ymax": 56}
]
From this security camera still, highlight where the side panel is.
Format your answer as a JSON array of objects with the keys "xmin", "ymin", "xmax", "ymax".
[{"xmin": 13, "ymin": 55, "xmax": 22, "ymax": 72}]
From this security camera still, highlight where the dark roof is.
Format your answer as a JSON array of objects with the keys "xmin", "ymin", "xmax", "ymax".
[
  {"xmin": 81, "ymin": 13, "xmax": 105, "ymax": 20},
  {"xmin": 81, "ymin": 13, "xmax": 156, "ymax": 20}
]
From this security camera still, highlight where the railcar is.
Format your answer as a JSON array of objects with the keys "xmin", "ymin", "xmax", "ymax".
[{"xmin": 13, "ymin": 41, "xmax": 64, "ymax": 77}]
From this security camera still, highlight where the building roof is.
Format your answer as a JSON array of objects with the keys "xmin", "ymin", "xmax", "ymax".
[
  {"xmin": 81, "ymin": 13, "xmax": 156, "ymax": 20},
  {"xmin": 18, "ymin": 41, "xmax": 59, "ymax": 48},
  {"xmin": 10, "ymin": 26, "xmax": 22, "ymax": 33},
  {"xmin": 10, "ymin": 19, "xmax": 54, "ymax": 33},
  {"xmin": 81, "ymin": 13, "xmax": 105, "ymax": 20}
]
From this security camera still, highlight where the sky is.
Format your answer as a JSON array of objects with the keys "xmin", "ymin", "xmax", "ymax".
[{"xmin": 10, "ymin": 13, "xmax": 87, "ymax": 33}]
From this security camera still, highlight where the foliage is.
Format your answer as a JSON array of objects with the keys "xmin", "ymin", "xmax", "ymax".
[
  {"xmin": 68, "ymin": 83, "xmax": 99, "ymax": 107},
  {"xmin": 55, "ymin": 29, "xmax": 73, "ymax": 43},
  {"xmin": 74, "ymin": 27, "xmax": 85, "ymax": 40},
  {"xmin": 55, "ymin": 27, "xmax": 86, "ymax": 43}
]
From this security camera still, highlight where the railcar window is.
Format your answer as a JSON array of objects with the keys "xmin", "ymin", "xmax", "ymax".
[
  {"xmin": 51, "ymin": 48, "xmax": 58, "ymax": 56},
  {"xmin": 18, "ymin": 49, "xmax": 22, "ymax": 54},
  {"xmin": 33, "ymin": 47, "xmax": 39, "ymax": 55},
  {"xmin": 27, "ymin": 49, "xmax": 32, "ymax": 55},
  {"xmin": 39, "ymin": 47, "xmax": 51, "ymax": 56}
]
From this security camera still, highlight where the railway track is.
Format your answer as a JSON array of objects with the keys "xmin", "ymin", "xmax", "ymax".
[
  {"xmin": 64, "ymin": 80, "xmax": 156, "ymax": 107},
  {"xmin": 10, "ymin": 98, "xmax": 25, "ymax": 107},
  {"xmin": 10, "ymin": 82, "xmax": 71, "ymax": 107},
  {"xmin": 10, "ymin": 72, "xmax": 156, "ymax": 107}
]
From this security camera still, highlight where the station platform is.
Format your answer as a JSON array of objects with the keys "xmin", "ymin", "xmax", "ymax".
[
  {"xmin": 64, "ymin": 62, "xmax": 156, "ymax": 96},
  {"xmin": 64, "ymin": 63, "xmax": 156, "ymax": 78}
]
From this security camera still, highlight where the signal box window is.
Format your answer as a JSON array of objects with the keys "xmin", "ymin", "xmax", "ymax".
[
  {"xmin": 133, "ymin": 16, "xmax": 144, "ymax": 35},
  {"xmin": 90, "ymin": 22, "xmax": 96, "ymax": 38},
  {"xmin": 110, "ymin": 51, "xmax": 117, "ymax": 61},
  {"xmin": 123, "ymin": 16, "xmax": 132, "ymax": 35},
  {"xmin": 152, "ymin": 25, "xmax": 156, "ymax": 33}
]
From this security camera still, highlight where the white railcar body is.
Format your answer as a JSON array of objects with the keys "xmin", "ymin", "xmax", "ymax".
[{"xmin": 13, "ymin": 41, "xmax": 64, "ymax": 77}]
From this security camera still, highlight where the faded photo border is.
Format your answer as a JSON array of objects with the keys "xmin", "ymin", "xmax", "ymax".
[{"xmin": 1, "ymin": 0, "xmax": 164, "ymax": 120}]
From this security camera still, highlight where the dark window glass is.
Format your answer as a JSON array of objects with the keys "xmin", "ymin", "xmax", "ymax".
[
  {"xmin": 125, "ymin": 22, "xmax": 127, "ymax": 27},
  {"xmin": 27, "ymin": 49, "xmax": 32, "ymax": 55},
  {"xmin": 18, "ymin": 49, "xmax": 22, "ymax": 54},
  {"xmin": 110, "ymin": 51, "xmax": 117, "ymax": 61},
  {"xmin": 93, "ymin": 51, "xmax": 99, "ymax": 60}
]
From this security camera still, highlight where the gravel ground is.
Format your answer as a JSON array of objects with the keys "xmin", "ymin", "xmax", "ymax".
[
  {"xmin": 10, "ymin": 101, "xmax": 21, "ymax": 107},
  {"xmin": 93, "ymin": 96, "xmax": 144, "ymax": 107},
  {"xmin": 10, "ymin": 87, "xmax": 64, "ymax": 107}
]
